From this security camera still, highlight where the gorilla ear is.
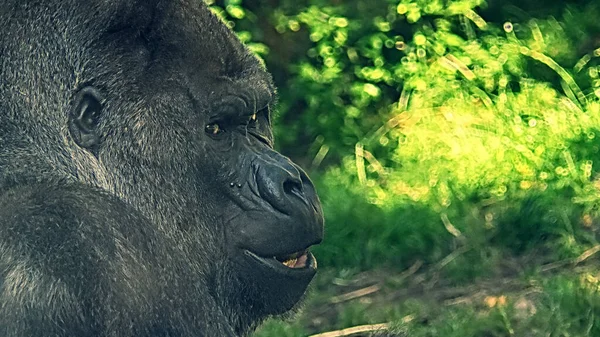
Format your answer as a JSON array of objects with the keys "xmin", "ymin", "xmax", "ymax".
[{"xmin": 69, "ymin": 87, "xmax": 103, "ymax": 152}]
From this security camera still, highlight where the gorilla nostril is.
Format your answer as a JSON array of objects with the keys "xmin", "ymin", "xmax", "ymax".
[{"xmin": 283, "ymin": 179, "xmax": 303, "ymax": 197}]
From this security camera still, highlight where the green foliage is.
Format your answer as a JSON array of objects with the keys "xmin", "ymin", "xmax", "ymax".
[
  {"xmin": 313, "ymin": 171, "xmax": 450, "ymax": 269},
  {"xmin": 300, "ymin": 1, "xmax": 600, "ymax": 270},
  {"xmin": 205, "ymin": 0, "xmax": 600, "ymax": 335},
  {"xmin": 206, "ymin": 0, "xmax": 270, "ymax": 58}
]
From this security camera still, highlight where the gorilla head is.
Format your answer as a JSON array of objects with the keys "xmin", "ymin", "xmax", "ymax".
[{"xmin": 0, "ymin": 0, "xmax": 323, "ymax": 336}]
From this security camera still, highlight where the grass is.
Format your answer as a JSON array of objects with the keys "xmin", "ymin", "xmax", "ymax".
[{"xmin": 255, "ymin": 253, "xmax": 600, "ymax": 337}]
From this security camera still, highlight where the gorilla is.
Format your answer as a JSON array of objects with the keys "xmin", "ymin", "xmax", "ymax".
[{"xmin": 0, "ymin": 0, "xmax": 324, "ymax": 336}]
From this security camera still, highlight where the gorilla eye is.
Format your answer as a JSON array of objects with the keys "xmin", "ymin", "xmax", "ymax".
[{"xmin": 205, "ymin": 122, "xmax": 224, "ymax": 136}]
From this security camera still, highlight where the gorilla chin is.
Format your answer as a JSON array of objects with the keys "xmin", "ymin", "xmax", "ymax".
[
  {"xmin": 0, "ymin": 0, "xmax": 324, "ymax": 336},
  {"xmin": 239, "ymin": 249, "xmax": 318, "ymax": 314}
]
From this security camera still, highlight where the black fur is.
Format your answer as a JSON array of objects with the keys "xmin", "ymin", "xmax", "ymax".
[{"xmin": 0, "ymin": 1, "xmax": 324, "ymax": 336}]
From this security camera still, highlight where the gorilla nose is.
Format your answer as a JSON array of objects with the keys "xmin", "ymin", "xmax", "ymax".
[
  {"xmin": 283, "ymin": 178, "xmax": 304, "ymax": 199},
  {"xmin": 253, "ymin": 155, "xmax": 313, "ymax": 216}
]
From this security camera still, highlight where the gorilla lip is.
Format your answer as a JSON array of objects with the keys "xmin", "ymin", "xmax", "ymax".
[{"xmin": 244, "ymin": 249, "xmax": 317, "ymax": 274}]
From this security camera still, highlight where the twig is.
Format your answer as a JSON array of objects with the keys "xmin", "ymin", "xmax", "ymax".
[
  {"xmin": 439, "ymin": 54, "xmax": 476, "ymax": 80},
  {"xmin": 574, "ymin": 245, "xmax": 600, "ymax": 264},
  {"xmin": 330, "ymin": 284, "xmax": 381, "ymax": 304},
  {"xmin": 309, "ymin": 323, "xmax": 390, "ymax": 337},
  {"xmin": 440, "ymin": 213, "xmax": 463, "ymax": 239},
  {"xmin": 539, "ymin": 260, "xmax": 570, "ymax": 272},
  {"xmin": 355, "ymin": 143, "xmax": 366, "ymax": 184},
  {"xmin": 540, "ymin": 244, "xmax": 600, "ymax": 272},
  {"xmin": 444, "ymin": 290, "xmax": 487, "ymax": 306},
  {"xmin": 398, "ymin": 260, "xmax": 423, "ymax": 279},
  {"xmin": 435, "ymin": 245, "xmax": 471, "ymax": 270},
  {"xmin": 362, "ymin": 150, "xmax": 386, "ymax": 177},
  {"xmin": 540, "ymin": 259, "xmax": 572, "ymax": 272}
]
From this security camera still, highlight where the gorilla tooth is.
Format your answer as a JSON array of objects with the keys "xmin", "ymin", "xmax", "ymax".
[
  {"xmin": 279, "ymin": 251, "xmax": 311, "ymax": 268},
  {"xmin": 282, "ymin": 258, "xmax": 298, "ymax": 268}
]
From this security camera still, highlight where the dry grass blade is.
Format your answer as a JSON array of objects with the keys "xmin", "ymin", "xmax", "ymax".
[
  {"xmin": 436, "ymin": 245, "xmax": 471, "ymax": 270},
  {"xmin": 330, "ymin": 284, "xmax": 382, "ymax": 304},
  {"xmin": 309, "ymin": 323, "xmax": 390, "ymax": 337},
  {"xmin": 541, "ymin": 244, "xmax": 600, "ymax": 272},
  {"xmin": 441, "ymin": 213, "xmax": 463, "ymax": 239},
  {"xmin": 574, "ymin": 244, "xmax": 600, "ymax": 264}
]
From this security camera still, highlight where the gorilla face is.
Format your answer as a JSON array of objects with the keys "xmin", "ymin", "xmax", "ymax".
[
  {"xmin": 195, "ymin": 81, "xmax": 324, "ymax": 316},
  {"xmin": 211, "ymin": 98, "xmax": 323, "ymax": 316},
  {"xmin": 86, "ymin": 1, "xmax": 324, "ymax": 315},
  {"xmin": 0, "ymin": 0, "xmax": 323, "ymax": 334}
]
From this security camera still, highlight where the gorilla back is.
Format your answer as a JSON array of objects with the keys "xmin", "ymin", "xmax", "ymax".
[{"xmin": 0, "ymin": 1, "xmax": 324, "ymax": 336}]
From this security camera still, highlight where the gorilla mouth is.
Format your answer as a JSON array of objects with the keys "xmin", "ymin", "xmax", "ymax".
[
  {"xmin": 244, "ymin": 249, "xmax": 317, "ymax": 275},
  {"xmin": 275, "ymin": 250, "xmax": 311, "ymax": 269}
]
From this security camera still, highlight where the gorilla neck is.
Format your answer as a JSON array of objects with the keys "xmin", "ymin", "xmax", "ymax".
[{"xmin": 211, "ymin": 262, "xmax": 287, "ymax": 336}]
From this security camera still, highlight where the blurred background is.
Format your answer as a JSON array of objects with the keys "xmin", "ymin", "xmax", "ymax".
[{"xmin": 208, "ymin": 1, "xmax": 600, "ymax": 336}]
